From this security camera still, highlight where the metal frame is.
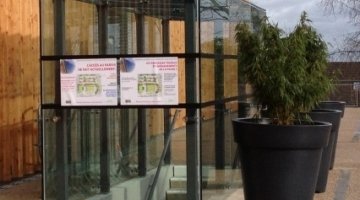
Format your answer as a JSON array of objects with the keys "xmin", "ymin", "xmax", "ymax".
[{"xmin": 40, "ymin": 0, "xmax": 251, "ymax": 200}]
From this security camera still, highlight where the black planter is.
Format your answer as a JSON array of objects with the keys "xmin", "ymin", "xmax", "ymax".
[
  {"xmin": 232, "ymin": 118, "xmax": 332, "ymax": 200},
  {"xmin": 316, "ymin": 101, "xmax": 346, "ymax": 169},
  {"xmin": 316, "ymin": 101, "xmax": 346, "ymax": 118},
  {"xmin": 308, "ymin": 109, "xmax": 342, "ymax": 193},
  {"xmin": 238, "ymin": 102, "xmax": 251, "ymax": 118}
]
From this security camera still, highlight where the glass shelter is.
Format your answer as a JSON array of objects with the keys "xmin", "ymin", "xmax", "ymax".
[{"xmin": 40, "ymin": 0, "xmax": 265, "ymax": 199}]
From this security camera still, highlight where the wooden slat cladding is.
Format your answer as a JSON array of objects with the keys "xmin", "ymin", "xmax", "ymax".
[{"xmin": 0, "ymin": 0, "xmax": 40, "ymax": 183}]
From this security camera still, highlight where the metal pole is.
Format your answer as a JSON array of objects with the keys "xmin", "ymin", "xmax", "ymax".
[
  {"xmin": 97, "ymin": 3, "xmax": 110, "ymax": 193},
  {"xmin": 185, "ymin": 0, "xmax": 200, "ymax": 199},
  {"xmin": 162, "ymin": 19, "xmax": 172, "ymax": 164},
  {"xmin": 53, "ymin": 1, "xmax": 68, "ymax": 199},
  {"xmin": 214, "ymin": 22, "xmax": 225, "ymax": 169},
  {"xmin": 136, "ymin": 10, "xmax": 147, "ymax": 177}
]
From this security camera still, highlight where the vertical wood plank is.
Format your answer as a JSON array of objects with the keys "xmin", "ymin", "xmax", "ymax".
[
  {"xmin": 8, "ymin": 0, "xmax": 24, "ymax": 179},
  {"xmin": 21, "ymin": 0, "xmax": 35, "ymax": 175},
  {"xmin": 148, "ymin": 109, "xmax": 164, "ymax": 136},
  {"xmin": 0, "ymin": 0, "xmax": 6, "ymax": 183},
  {"xmin": 224, "ymin": 60, "xmax": 238, "ymax": 98},
  {"xmin": 169, "ymin": 21, "xmax": 186, "ymax": 128},
  {"xmin": 201, "ymin": 59, "xmax": 215, "ymax": 120},
  {"xmin": 42, "ymin": 0, "xmax": 55, "ymax": 105},
  {"xmin": 223, "ymin": 22, "xmax": 237, "ymax": 55},
  {"xmin": 79, "ymin": 3, "xmax": 92, "ymax": 54},
  {"xmin": 1, "ymin": 0, "xmax": 12, "ymax": 183},
  {"xmin": 200, "ymin": 21, "xmax": 215, "ymax": 53},
  {"xmin": 146, "ymin": 18, "xmax": 164, "ymax": 135},
  {"xmin": 66, "ymin": 0, "xmax": 94, "ymax": 55},
  {"xmin": 30, "ymin": 0, "xmax": 41, "ymax": 172}
]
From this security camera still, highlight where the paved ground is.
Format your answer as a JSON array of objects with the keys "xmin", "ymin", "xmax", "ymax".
[
  {"xmin": 313, "ymin": 107, "xmax": 360, "ymax": 200},
  {"xmin": 0, "ymin": 174, "xmax": 41, "ymax": 200},
  {"xmin": 0, "ymin": 107, "xmax": 359, "ymax": 200}
]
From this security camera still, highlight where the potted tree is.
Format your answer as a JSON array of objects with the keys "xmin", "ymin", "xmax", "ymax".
[{"xmin": 233, "ymin": 12, "xmax": 334, "ymax": 200}]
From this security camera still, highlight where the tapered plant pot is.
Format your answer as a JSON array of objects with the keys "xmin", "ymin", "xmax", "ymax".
[
  {"xmin": 232, "ymin": 118, "xmax": 332, "ymax": 200},
  {"xmin": 316, "ymin": 101, "xmax": 346, "ymax": 117},
  {"xmin": 308, "ymin": 109, "xmax": 342, "ymax": 193},
  {"xmin": 238, "ymin": 102, "xmax": 251, "ymax": 118},
  {"xmin": 316, "ymin": 101, "xmax": 346, "ymax": 169}
]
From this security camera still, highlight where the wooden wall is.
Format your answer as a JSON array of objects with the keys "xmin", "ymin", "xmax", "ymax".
[
  {"xmin": 170, "ymin": 21, "xmax": 186, "ymax": 128},
  {"xmin": 0, "ymin": 0, "xmax": 40, "ymax": 183}
]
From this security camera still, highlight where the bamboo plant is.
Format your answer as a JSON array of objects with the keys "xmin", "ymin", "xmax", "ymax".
[{"xmin": 236, "ymin": 12, "xmax": 334, "ymax": 125}]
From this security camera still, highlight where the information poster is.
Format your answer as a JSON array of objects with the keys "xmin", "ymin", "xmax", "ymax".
[
  {"xmin": 60, "ymin": 58, "xmax": 118, "ymax": 106},
  {"xmin": 120, "ymin": 57, "xmax": 179, "ymax": 105}
]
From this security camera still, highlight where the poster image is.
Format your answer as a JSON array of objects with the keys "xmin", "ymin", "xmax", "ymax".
[
  {"xmin": 60, "ymin": 58, "xmax": 118, "ymax": 106},
  {"xmin": 120, "ymin": 57, "xmax": 179, "ymax": 105}
]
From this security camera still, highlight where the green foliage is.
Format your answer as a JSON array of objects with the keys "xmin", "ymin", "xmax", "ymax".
[{"xmin": 236, "ymin": 12, "xmax": 334, "ymax": 125}]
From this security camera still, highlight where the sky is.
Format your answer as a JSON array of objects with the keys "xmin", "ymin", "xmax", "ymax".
[{"xmin": 251, "ymin": 0, "xmax": 358, "ymax": 53}]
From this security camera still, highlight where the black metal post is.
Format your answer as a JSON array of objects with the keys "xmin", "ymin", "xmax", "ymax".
[
  {"xmin": 97, "ymin": 3, "xmax": 110, "ymax": 193},
  {"xmin": 53, "ymin": 0, "xmax": 68, "ymax": 199},
  {"xmin": 185, "ymin": 0, "xmax": 200, "ymax": 199},
  {"xmin": 136, "ymin": 11, "xmax": 147, "ymax": 177},
  {"xmin": 162, "ymin": 19, "xmax": 172, "ymax": 164},
  {"xmin": 55, "ymin": 110, "xmax": 69, "ymax": 200},
  {"xmin": 100, "ymin": 110, "xmax": 110, "ymax": 193},
  {"xmin": 214, "ymin": 22, "xmax": 225, "ymax": 169}
]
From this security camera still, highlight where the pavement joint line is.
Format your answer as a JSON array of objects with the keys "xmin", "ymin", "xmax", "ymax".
[
  {"xmin": 352, "ymin": 123, "xmax": 360, "ymax": 142},
  {"xmin": 333, "ymin": 169, "xmax": 351, "ymax": 200},
  {"xmin": 352, "ymin": 132, "xmax": 360, "ymax": 142}
]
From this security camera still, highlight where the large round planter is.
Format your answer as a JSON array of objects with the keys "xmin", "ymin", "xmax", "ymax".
[
  {"xmin": 316, "ymin": 100, "xmax": 345, "ymax": 169},
  {"xmin": 238, "ymin": 102, "xmax": 251, "ymax": 118},
  {"xmin": 232, "ymin": 118, "xmax": 332, "ymax": 200},
  {"xmin": 308, "ymin": 109, "xmax": 342, "ymax": 193},
  {"xmin": 316, "ymin": 101, "xmax": 346, "ymax": 118}
]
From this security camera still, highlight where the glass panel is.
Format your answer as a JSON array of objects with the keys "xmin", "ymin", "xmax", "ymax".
[
  {"xmin": 107, "ymin": 6, "xmax": 137, "ymax": 54},
  {"xmin": 199, "ymin": 0, "xmax": 266, "ymax": 199},
  {"xmin": 41, "ymin": 0, "xmax": 187, "ymax": 56},
  {"xmin": 147, "ymin": 109, "xmax": 165, "ymax": 170},
  {"xmin": 42, "ymin": 108, "xmax": 190, "ymax": 200},
  {"xmin": 42, "ymin": 108, "xmax": 137, "ymax": 200},
  {"xmin": 200, "ymin": 21, "xmax": 215, "ymax": 54},
  {"xmin": 223, "ymin": 22, "xmax": 238, "ymax": 56},
  {"xmin": 41, "ymin": 61, "xmax": 57, "ymax": 104},
  {"xmin": 201, "ymin": 58, "xmax": 215, "ymax": 103},
  {"xmin": 144, "ymin": 16, "xmax": 163, "ymax": 54},
  {"xmin": 64, "ymin": 1, "xmax": 98, "ymax": 55},
  {"xmin": 41, "ymin": 0, "xmax": 98, "ymax": 56},
  {"xmin": 201, "ymin": 106, "xmax": 241, "ymax": 200},
  {"xmin": 171, "ymin": 108, "xmax": 187, "ymax": 164},
  {"xmin": 170, "ymin": 21, "xmax": 185, "ymax": 54},
  {"xmin": 41, "ymin": 0, "xmax": 198, "ymax": 199},
  {"xmin": 43, "ymin": 109, "xmax": 57, "ymax": 199},
  {"xmin": 224, "ymin": 59, "xmax": 238, "ymax": 98},
  {"xmin": 41, "ymin": 0, "xmax": 55, "ymax": 55},
  {"xmin": 200, "ymin": 0, "xmax": 229, "ymax": 21},
  {"xmin": 178, "ymin": 58, "xmax": 186, "ymax": 104}
]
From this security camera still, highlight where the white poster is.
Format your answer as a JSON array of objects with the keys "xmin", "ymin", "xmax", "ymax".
[
  {"xmin": 60, "ymin": 58, "xmax": 118, "ymax": 106},
  {"xmin": 120, "ymin": 57, "xmax": 179, "ymax": 105}
]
